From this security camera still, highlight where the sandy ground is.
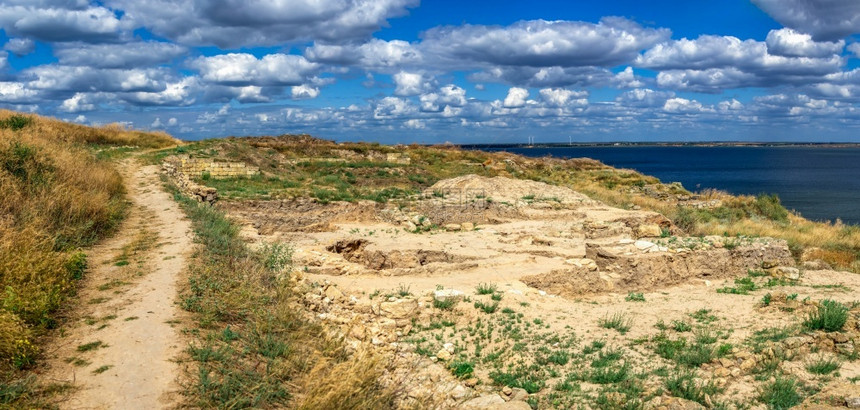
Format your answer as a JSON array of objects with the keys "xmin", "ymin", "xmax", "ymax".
[
  {"xmin": 43, "ymin": 161, "xmax": 191, "ymax": 409},
  {"xmin": 221, "ymin": 175, "xmax": 860, "ymax": 407}
]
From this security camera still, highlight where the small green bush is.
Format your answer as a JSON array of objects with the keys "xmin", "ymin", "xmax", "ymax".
[
  {"xmin": 804, "ymin": 299, "xmax": 848, "ymax": 332},
  {"xmin": 0, "ymin": 115, "xmax": 33, "ymax": 131}
]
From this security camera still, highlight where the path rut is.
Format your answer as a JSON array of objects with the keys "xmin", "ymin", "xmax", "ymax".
[{"xmin": 44, "ymin": 161, "xmax": 191, "ymax": 409}]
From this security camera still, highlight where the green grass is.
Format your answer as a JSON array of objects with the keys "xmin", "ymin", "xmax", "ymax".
[
  {"xmin": 803, "ymin": 299, "xmax": 848, "ymax": 332},
  {"xmin": 76, "ymin": 341, "xmax": 105, "ymax": 352},
  {"xmin": 625, "ymin": 292, "xmax": 645, "ymax": 302},
  {"xmin": 671, "ymin": 320, "xmax": 692, "ymax": 332},
  {"xmin": 449, "ymin": 360, "xmax": 475, "ymax": 379},
  {"xmin": 806, "ymin": 357, "xmax": 840, "ymax": 375},
  {"xmin": 475, "ymin": 283, "xmax": 497, "ymax": 295},
  {"xmin": 474, "ymin": 301, "xmax": 499, "ymax": 314},
  {"xmin": 92, "ymin": 365, "xmax": 112, "ymax": 375},
  {"xmin": 599, "ymin": 313, "xmax": 632, "ymax": 335},
  {"xmin": 433, "ymin": 298, "xmax": 457, "ymax": 310},
  {"xmin": 758, "ymin": 377, "xmax": 802, "ymax": 409},
  {"xmin": 653, "ymin": 334, "xmax": 723, "ymax": 368},
  {"xmin": 665, "ymin": 370, "xmax": 723, "ymax": 406},
  {"xmin": 0, "ymin": 115, "xmax": 32, "ymax": 131}
]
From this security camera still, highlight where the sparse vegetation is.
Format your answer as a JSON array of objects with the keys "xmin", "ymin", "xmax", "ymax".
[
  {"xmin": 625, "ymin": 292, "xmax": 645, "ymax": 302},
  {"xmin": 170, "ymin": 183, "xmax": 397, "ymax": 408}
]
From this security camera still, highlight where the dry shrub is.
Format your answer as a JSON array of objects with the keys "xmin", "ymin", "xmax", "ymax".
[{"xmin": 296, "ymin": 348, "xmax": 395, "ymax": 410}]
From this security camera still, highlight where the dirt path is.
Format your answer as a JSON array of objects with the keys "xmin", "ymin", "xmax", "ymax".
[{"xmin": 44, "ymin": 160, "xmax": 192, "ymax": 409}]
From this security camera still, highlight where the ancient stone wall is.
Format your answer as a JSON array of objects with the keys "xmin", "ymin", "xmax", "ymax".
[
  {"xmin": 161, "ymin": 159, "xmax": 218, "ymax": 205},
  {"xmin": 165, "ymin": 155, "xmax": 260, "ymax": 179}
]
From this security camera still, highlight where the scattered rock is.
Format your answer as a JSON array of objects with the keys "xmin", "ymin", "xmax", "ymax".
[
  {"xmin": 376, "ymin": 298, "xmax": 418, "ymax": 319},
  {"xmin": 634, "ymin": 240, "xmax": 656, "ymax": 250},
  {"xmin": 636, "ymin": 223, "xmax": 663, "ymax": 238},
  {"xmin": 740, "ymin": 358, "xmax": 757, "ymax": 372},
  {"xmin": 436, "ymin": 349, "xmax": 452, "ymax": 361},
  {"xmin": 509, "ymin": 387, "xmax": 529, "ymax": 402},
  {"xmin": 460, "ymin": 394, "xmax": 506, "ymax": 409},
  {"xmin": 444, "ymin": 223, "xmax": 462, "ymax": 231},
  {"xmin": 434, "ymin": 289, "xmax": 465, "ymax": 302},
  {"xmin": 461, "ymin": 222, "xmax": 475, "ymax": 231}
]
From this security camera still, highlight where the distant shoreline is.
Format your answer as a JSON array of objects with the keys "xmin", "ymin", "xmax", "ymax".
[{"xmin": 458, "ymin": 142, "xmax": 860, "ymax": 149}]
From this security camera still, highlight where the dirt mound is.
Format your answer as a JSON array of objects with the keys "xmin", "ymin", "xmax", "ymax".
[{"xmin": 425, "ymin": 174, "xmax": 597, "ymax": 206}]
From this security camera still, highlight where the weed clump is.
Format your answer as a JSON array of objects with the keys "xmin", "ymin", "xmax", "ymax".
[
  {"xmin": 758, "ymin": 377, "xmax": 802, "ymax": 409},
  {"xmin": 599, "ymin": 313, "xmax": 632, "ymax": 334},
  {"xmin": 803, "ymin": 299, "xmax": 848, "ymax": 332}
]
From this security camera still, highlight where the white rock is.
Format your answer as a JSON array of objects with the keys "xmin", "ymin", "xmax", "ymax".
[
  {"xmin": 434, "ymin": 289, "xmax": 465, "ymax": 302},
  {"xmin": 634, "ymin": 240, "xmax": 656, "ymax": 250}
]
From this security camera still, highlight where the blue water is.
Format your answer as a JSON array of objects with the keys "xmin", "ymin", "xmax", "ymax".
[{"xmin": 477, "ymin": 146, "xmax": 860, "ymax": 225}]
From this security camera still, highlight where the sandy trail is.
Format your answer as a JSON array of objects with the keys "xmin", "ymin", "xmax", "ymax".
[{"xmin": 44, "ymin": 160, "xmax": 191, "ymax": 409}]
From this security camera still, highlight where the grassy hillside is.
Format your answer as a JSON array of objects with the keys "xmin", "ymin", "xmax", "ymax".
[
  {"xmin": 0, "ymin": 111, "xmax": 177, "ymax": 404},
  {"xmin": 155, "ymin": 134, "xmax": 860, "ymax": 273}
]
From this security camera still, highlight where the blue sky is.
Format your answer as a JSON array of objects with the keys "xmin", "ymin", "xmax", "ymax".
[{"xmin": 3, "ymin": 0, "xmax": 860, "ymax": 143}]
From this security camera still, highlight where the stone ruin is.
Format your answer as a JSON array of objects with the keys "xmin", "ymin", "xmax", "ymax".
[
  {"xmin": 163, "ymin": 155, "xmax": 260, "ymax": 179},
  {"xmin": 161, "ymin": 157, "xmax": 218, "ymax": 205}
]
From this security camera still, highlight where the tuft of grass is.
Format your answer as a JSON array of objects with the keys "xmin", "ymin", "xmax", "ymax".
[
  {"xmin": 449, "ymin": 360, "xmax": 474, "ymax": 379},
  {"xmin": 76, "ymin": 341, "xmax": 106, "ymax": 352},
  {"xmin": 475, "ymin": 283, "xmax": 497, "ymax": 295},
  {"xmin": 665, "ymin": 370, "xmax": 723, "ymax": 406},
  {"xmin": 474, "ymin": 301, "xmax": 499, "ymax": 314},
  {"xmin": 758, "ymin": 377, "xmax": 802, "ymax": 409},
  {"xmin": 806, "ymin": 357, "xmax": 840, "ymax": 375},
  {"xmin": 433, "ymin": 298, "xmax": 457, "ymax": 310},
  {"xmin": 671, "ymin": 320, "xmax": 692, "ymax": 332},
  {"xmin": 625, "ymin": 292, "xmax": 645, "ymax": 302},
  {"xmin": 803, "ymin": 299, "xmax": 848, "ymax": 332},
  {"xmin": 92, "ymin": 365, "xmax": 113, "ymax": 375},
  {"xmin": 599, "ymin": 313, "xmax": 632, "ymax": 334},
  {"xmin": 395, "ymin": 283, "xmax": 411, "ymax": 297}
]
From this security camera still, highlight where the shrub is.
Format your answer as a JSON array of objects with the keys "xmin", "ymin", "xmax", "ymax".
[
  {"xmin": 0, "ymin": 115, "xmax": 32, "ymax": 131},
  {"xmin": 449, "ymin": 360, "xmax": 474, "ymax": 378},
  {"xmin": 804, "ymin": 299, "xmax": 848, "ymax": 332},
  {"xmin": 754, "ymin": 194, "xmax": 789, "ymax": 223}
]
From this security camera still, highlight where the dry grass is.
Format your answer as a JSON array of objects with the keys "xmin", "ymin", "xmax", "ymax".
[
  {"xmin": 0, "ymin": 110, "xmax": 179, "ymax": 148},
  {"xmin": 0, "ymin": 110, "xmax": 177, "ymax": 405}
]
